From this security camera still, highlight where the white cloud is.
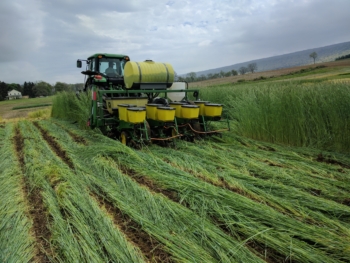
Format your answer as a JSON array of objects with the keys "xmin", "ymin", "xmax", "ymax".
[
  {"xmin": 0, "ymin": 0, "xmax": 45, "ymax": 62},
  {"xmin": 198, "ymin": 40, "xmax": 212, "ymax": 47}
]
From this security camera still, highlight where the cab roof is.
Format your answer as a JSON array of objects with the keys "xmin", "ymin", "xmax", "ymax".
[{"xmin": 88, "ymin": 53, "xmax": 128, "ymax": 59}]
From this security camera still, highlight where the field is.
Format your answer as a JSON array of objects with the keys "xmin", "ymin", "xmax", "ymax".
[
  {"xmin": 1, "ymin": 61, "xmax": 350, "ymax": 263},
  {"xmin": 189, "ymin": 59, "xmax": 350, "ymax": 88},
  {"xmin": 1, "ymin": 119, "xmax": 350, "ymax": 263},
  {"xmin": 0, "ymin": 96, "xmax": 52, "ymax": 120}
]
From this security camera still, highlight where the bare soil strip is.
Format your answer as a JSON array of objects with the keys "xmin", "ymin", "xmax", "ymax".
[
  {"xmin": 51, "ymin": 121, "xmax": 87, "ymax": 145},
  {"xmin": 14, "ymin": 126, "xmax": 52, "ymax": 263},
  {"xmin": 67, "ymin": 131, "xmax": 87, "ymax": 145},
  {"xmin": 14, "ymin": 127, "xmax": 25, "ymax": 170},
  {"xmin": 120, "ymin": 165, "xmax": 180, "ymax": 203},
  {"xmin": 316, "ymin": 153, "xmax": 350, "ymax": 169},
  {"xmin": 33, "ymin": 122, "xmax": 74, "ymax": 169},
  {"xmin": 258, "ymin": 145, "xmax": 276, "ymax": 152},
  {"xmin": 119, "ymin": 165, "xmax": 291, "ymax": 263},
  {"xmin": 92, "ymin": 191, "xmax": 174, "ymax": 263},
  {"xmin": 263, "ymin": 160, "xmax": 284, "ymax": 167},
  {"xmin": 342, "ymin": 199, "xmax": 350, "ymax": 207}
]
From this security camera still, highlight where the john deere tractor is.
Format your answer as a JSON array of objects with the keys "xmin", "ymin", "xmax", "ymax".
[{"xmin": 77, "ymin": 53, "xmax": 229, "ymax": 147}]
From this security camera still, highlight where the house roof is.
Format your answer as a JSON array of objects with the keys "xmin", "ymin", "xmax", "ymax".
[{"xmin": 8, "ymin": 89, "xmax": 21, "ymax": 94}]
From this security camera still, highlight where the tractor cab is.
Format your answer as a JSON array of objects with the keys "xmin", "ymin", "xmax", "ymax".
[
  {"xmin": 77, "ymin": 53, "xmax": 130, "ymax": 89},
  {"xmin": 98, "ymin": 58, "xmax": 124, "ymax": 77}
]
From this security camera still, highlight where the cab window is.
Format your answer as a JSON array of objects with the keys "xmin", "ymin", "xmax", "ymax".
[{"xmin": 99, "ymin": 58, "xmax": 124, "ymax": 76}]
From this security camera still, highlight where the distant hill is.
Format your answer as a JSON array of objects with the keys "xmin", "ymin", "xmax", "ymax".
[{"xmin": 185, "ymin": 41, "xmax": 350, "ymax": 77}]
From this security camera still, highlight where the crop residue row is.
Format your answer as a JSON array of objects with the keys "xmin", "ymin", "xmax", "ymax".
[
  {"xmin": 51, "ymin": 121, "xmax": 87, "ymax": 145},
  {"xmin": 92, "ymin": 191, "xmax": 174, "ymax": 263},
  {"xmin": 33, "ymin": 122, "xmax": 74, "ymax": 169},
  {"xmin": 119, "ymin": 165, "xmax": 288, "ymax": 262},
  {"xmin": 14, "ymin": 126, "xmax": 52, "ymax": 263}
]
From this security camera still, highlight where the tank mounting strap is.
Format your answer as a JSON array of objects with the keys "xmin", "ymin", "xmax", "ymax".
[
  {"xmin": 162, "ymin": 63, "xmax": 169, "ymax": 84},
  {"xmin": 136, "ymin": 62, "xmax": 142, "ymax": 83}
]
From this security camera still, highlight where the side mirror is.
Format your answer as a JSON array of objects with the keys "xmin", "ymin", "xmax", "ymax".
[{"xmin": 77, "ymin": 60, "xmax": 82, "ymax": 68}]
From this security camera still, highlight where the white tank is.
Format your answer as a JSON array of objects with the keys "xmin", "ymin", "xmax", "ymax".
[{"xmin": 167, "ymin": 82, "xmax": 186, "ymax": 102}]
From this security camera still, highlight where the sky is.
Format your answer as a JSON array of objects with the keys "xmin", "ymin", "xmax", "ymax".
[{"xmin": 0, "ymin": 0, "xmax": 349, "ymax": 85}]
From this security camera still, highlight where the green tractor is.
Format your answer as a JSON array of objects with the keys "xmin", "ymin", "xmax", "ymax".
[{"xmin": 77, "ymin": 53, "xmax": 229, "ymax": 147}]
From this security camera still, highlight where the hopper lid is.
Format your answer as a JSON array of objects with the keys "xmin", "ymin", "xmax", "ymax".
[
  {"xmin": 181, "ymin": 105, "xmax": 199, "ymax": 108},
  {"xmin": 157, "ymin": 107, "xmax": 175, "ymax": 110},
  {"xmin": 127, "ymin": 107, "xmax": 146, "ymax": 111}
]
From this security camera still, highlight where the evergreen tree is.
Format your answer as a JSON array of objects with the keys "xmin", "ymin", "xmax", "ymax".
[
  {"xmin": 29, "ymin": 82, "xmax": 35, "ymax": 98},
  {"xmin": 0, "ymin": 81, "xmax": 8, "ymax": 101},
  {"xmin": 23, "ymin": 82, "xmax": 29, "ymax": 96},
  {"xmin": 22, "ymin": 81, "xmax": 35, "ymax": 97}
]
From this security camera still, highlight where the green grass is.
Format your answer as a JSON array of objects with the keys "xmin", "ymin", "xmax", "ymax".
[
  {"xmin": 51, "ymin": 91, "xmax": 91, "ymax": 129},
  {"xmin": 200, "ymin": 80, "xmax": 350, "ymax": 152},
  {"xmin": 18, "ymin": 120, "xmax": 146, "ymax": 262},
  {"xmin": 0, "ymin": 123, "xmax": 35, "ymax": 263},
  {"xmin": 40, "ymin": 119, "xmax": 264, "ymax": 262},
  {"xmin": 40, "ymin": 119, "xmax": 350, "ymax": 262},
  {"xmin": 3, "ymin": 116, "xmax": 350, "ymax": 262},
  {"xmin": 27, "ymin": 109, "xmax": 51, "ymax": 119}
]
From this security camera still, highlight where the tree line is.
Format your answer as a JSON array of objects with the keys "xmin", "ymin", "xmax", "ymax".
[
  {"xmin": 335, "ymin": 54, "xmax": 350, "ymax": 61},
  {"xmin": 177, "ymin": 63, "xmax": 258, "ymax": 82},
  {"xmin": 0, "ymin": 81, "xmax": 84, "ymax": 101}
]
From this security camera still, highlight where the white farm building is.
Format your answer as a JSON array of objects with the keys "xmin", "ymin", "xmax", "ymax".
[{"xmin": 7, "ymin": 89, "xmax": 22, "ymax": 100}]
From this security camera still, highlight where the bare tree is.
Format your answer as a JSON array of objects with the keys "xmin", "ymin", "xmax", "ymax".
[
  {"xmin": 239, "ymin": 66, "xmax": 248, "ymax": 75},
  {"xmin": 247, "ymin": 63, "xmax": 258, "ymax": 73},
  {"xmin": 309, "ymin": 52, "xmax": 318, "ymax": 64}
]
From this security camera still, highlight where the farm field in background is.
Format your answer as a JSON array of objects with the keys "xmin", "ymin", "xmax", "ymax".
[
  {"xmin": 1, "ymin": 61, "xmax": 350, "ymax": 262},
  {"xmin": 0, "ymin": 96, "xmax": 52, "ymax": 120},
  {"xmin": 1, "ymin": 119, "xmax": 350, "ymax": 262},
  {"xmin": 189, "ymin": 59, "xmax": 350, "ymax": 88}
]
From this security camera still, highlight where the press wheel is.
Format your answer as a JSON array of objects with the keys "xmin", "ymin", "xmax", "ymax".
[
  {"xmin": 171, "ymin": 128, "xmax": 178, "ymax": 137},
  {"xmin": 120, "ymin": 131, "xmax": 128, "ymax": 145},
  {"xmin": 192, "ymin": 121, "xmax": 202, "ymax": 132}
]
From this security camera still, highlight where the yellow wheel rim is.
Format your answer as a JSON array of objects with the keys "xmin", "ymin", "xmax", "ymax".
[{"xmin": 121, "ymin": 132, "xmax": 127, "ymax": 145}]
